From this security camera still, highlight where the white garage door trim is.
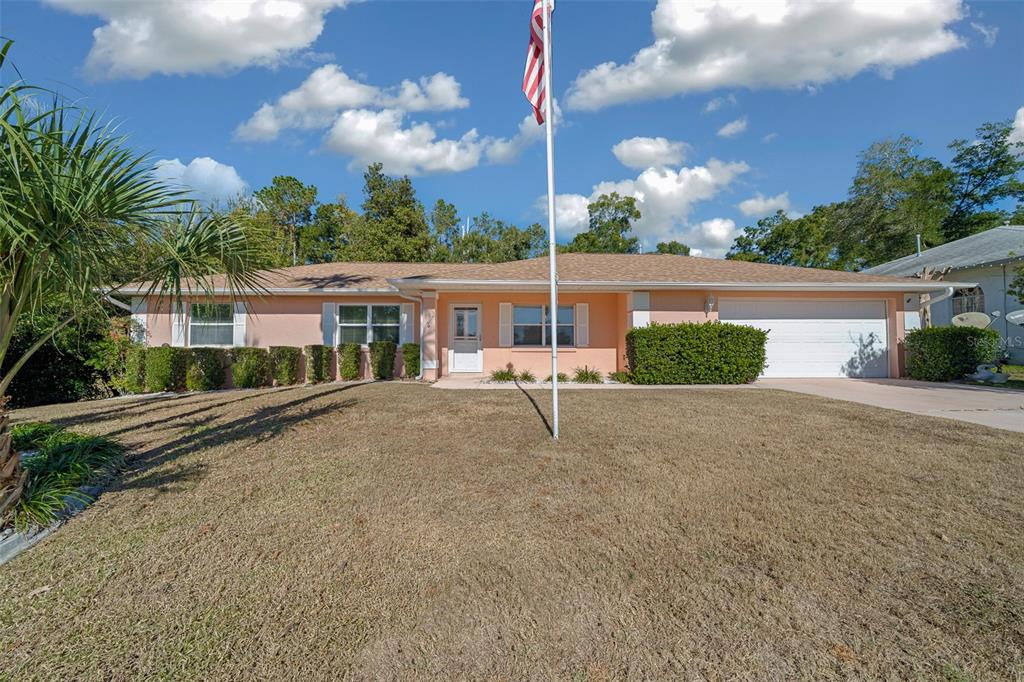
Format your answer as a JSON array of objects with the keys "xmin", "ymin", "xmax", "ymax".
[{"xmin": 719, "ymin": 298, "xmax": 889, "ymax": 379}]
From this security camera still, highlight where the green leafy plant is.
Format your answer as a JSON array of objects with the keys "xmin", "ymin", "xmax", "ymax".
[
  {"xmin": 231, "ymin": 348, "xmax": 272, "ymax": 389},
  {"xmin": 626, "ymin": 322, "xmax": 767, "ymax": 385},
  {"xmin": 11, "ymin": 422, "xmax": 63, "ymax": 452},
  {"xmin": 490, "ymin": 366, "xmax": 517, "ymax": 382},
  {"xmin": 368, "ymin": 340, "xmax": 396, "ymax": 380},
  {"xmin": 303, "ymin": 345, "xmax": 332, "ymax": 383},
  {"xmin": 401, "ymin": 342, "xmax": 420, "ymax": 378},
  {"xmin": 544, "ymin": 373, "xmax": 569, "ymax": 383},
  {"xmin": 906, "ymin": 326, "xmax": 1001, "ymax": 381},
  {"xmin": 269, "ymin": 346, "xmax": 302, "ymax": 386},
  {"xmin": 338, "ymin": 343, "xmax": 361, "ymax": 381},
  {"xmin": 87, "ymin": 317, "xmax": 144, "ymax": 395},
  {"xmin": 573, "ymin": 366, "xmax": 603, "ymax": 384},
  {"xmin": 123, "ymin": 344, "xmax": 147, "ymax": 394},
  {"xmin": 607, "ymin": 370, "xmax": 630, "ymax": 383},
  {"xmin": 516, "ymin": 369, "xmax": 537, "ymax": 383},
  {"xmin": 144, "ymin": 347, "xmax": 189, "ymax": 392},
  {"xmin": 186, "ymin": 348, "xmax": 227, "ymax": 391}
]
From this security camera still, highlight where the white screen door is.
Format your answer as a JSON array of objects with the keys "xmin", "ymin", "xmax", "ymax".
[{"xmin": 451, "ymin": 305, "xmax": 482, "ymax": 372}]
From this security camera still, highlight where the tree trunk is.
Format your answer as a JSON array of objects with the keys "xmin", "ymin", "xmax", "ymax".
[{"xmin": 0, "ymin": 397, "xmax": 27, "ymax": 524}]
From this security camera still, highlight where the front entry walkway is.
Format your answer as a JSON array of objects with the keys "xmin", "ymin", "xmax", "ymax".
[{"xmin": 757, "ymin": 378, "xmax": 1024, "ymax": 434}]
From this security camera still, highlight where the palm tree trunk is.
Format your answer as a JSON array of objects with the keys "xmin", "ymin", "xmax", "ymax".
[{"xmin": 0, "ymin": 397, "xmax": 27, "ymax": 524}]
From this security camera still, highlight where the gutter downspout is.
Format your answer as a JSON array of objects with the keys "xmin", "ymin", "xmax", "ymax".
[
  {"xmin": 104, "ymin": 295, "xmax": 132, "ymax": 312},
  {"xmin": 396, "ymin": 291, "xmax": 424, "ymax": 380}
]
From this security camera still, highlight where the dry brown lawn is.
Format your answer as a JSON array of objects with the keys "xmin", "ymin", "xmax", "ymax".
[{"xmin": 1, "ymin": 383, "xmax": 1022, "ymax": 680}]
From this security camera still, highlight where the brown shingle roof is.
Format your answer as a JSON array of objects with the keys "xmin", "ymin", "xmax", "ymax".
[{"xmin": 122, "ymin": 253, "xmax": 953, "ymax": 293}]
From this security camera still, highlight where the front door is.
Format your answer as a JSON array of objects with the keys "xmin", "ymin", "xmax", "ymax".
[{"xmin": 451, "ymin": 305, "xmax": 482, "ymax": 372}]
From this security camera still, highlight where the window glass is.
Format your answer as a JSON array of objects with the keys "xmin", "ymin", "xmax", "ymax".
[
  {"xmin": 189, "ymin": 303, "xmax": 233, "ymax": 346},
  {"xmin": 513, "ymin": 325, "xmax": 543, "ymax": 346},
  {"xmin": 338, "ymin": 306, "xmax": 367, "ymax": 324},
  {"xmin": 511, "ymin": 304, "xmax": 574, "ymax": 346},
  {"xmin": 371, "ymin": 325, "xmax": 400, "ymax": 344},
  {"xmin": 191, "ymin": 303, "xmax": 231, "ymax": 323},
  {"xmin": 556, "ymin": 325, "xmax": 574, "ymax": 347},
  {"xmin": 372, "ymin": 305, "xmax": 400, "ymax": 324},
  {"xmin": 513, "ymin": 306, "xmax": 543, "ymax": 325},
  {"xmin": 338, "ymin": 325, "xmax": 367, "ymax": 345}
]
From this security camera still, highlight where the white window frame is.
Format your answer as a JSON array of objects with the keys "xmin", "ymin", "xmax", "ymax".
[
  {"xmin": 188, "ymin": 302, "xmax": 234, "ymax": 347},
  {"xmin": 337, "ymin": 304, "xmax": 401, "ymax": 346},
  {"xmin": 511, "ymin": 304, "xmax": 574, "ymax": 347}
]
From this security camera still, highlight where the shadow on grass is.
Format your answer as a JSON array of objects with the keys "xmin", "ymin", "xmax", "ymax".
[
  {"xmin": 515, "ymin": 380, "xmax": 553, "ymax": 437},
  {"xmin": 114, "ymin": 384, "xmax": 362, "ymax": 494}
]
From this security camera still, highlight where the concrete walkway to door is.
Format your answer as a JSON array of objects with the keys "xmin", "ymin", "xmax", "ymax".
[{"xmin": 757, "ymin": 378, "xmax": 1024, "ymax": 433}]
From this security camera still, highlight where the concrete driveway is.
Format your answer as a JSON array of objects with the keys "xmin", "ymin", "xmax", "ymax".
[{"xmin": 757, "ymin": 378, "xmax": 1024, "ymax": 433}]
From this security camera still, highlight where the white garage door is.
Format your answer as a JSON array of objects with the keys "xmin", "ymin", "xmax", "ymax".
[{"xmin": 719, "ymin": 299, "xmax": 889, "ymax": 378}]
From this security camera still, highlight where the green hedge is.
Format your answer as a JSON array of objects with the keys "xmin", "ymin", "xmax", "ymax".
[
  {"xmin": 368, "ymin": 340, "xmax": 396, "ymax": 380},
  {"xmin": 270, "ymin": 346, "xmax": 302, "ymax": 386},
  {"xmin": 144, "ymin": 347, "xmax": 189, "ymax": 392},
  {"xmin": 304, "ymin": 345, "xmax": 332, "ymax": 383},
  {"xmin": 401, "ymin": 343, "xmax": 420, "ymax": 378},
  {"xmin": 124, "ymin": 344, "xmax": 147, "ymax": 393},
  {"xmin": 338, "ymin": 343, "xmax": 361, "ymax": 381},
  {"xmin": 626, "ymin": 322, "xmax": 767, "ymax": 384},
  {"xmin": 231, "ymin": 347, "xmax": 271, "ymax": 389},
  {"xmin": 186, "ymin": 348, "xmax": 227, "ymax": 392},
  {"xmin": 905, "ymin": 326, "xmax": 1001, "ymax": 381}
]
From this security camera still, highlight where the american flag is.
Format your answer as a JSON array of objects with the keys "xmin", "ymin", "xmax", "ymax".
[{"xmin": 523, "ymin": 0, "xmax": 553, "ymax": 125}]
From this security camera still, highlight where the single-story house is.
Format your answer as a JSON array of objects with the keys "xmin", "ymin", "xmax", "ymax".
[
  {"xmin": 121, "ymin": 253, "xmax": 973, "ymax": 380},
  {"xmin": 865, "ymin": 225, "xmax": 1024, "ymax": 364}
]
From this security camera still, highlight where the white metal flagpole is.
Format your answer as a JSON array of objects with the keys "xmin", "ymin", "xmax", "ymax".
[{"xmin": 541, "ymin": 0, "xmax": 559, "ymax": 440}]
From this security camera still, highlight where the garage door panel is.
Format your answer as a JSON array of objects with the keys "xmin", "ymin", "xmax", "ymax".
[{"xmin": 719, "ymin": 299, "xmax": 888, "ymax": 378}]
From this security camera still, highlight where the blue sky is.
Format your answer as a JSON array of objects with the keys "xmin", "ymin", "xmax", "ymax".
[{"xmin": 3, "ymin": 0, "xmax": 1022, "ymax": 256}]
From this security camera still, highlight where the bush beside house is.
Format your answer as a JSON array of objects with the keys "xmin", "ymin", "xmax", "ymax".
[
  {"xmin": 231, "ymin": 348, "xmax": 271, "ymax": 389},
  {"xmin": 144, "ymin": 347, "xmax": 188, "ymax": 392},
  {"xmin": 401, "ymin": 343, "xmax": 420, "ymax": 379},
  {"xmin": 627, "ymin": 322, "xmax": 768, "ymax": 384},
  {"xmin": 270, "ymin": 346, "xmax": 302, "ymax": 386},
  {"xmin": 338, "ymin": 343, "xmax": 361, "ymax": 381},
  {"xmin": 123, "ymin": 345, "xmax": 147, "ymax": 394},
  {"xmin": 304, "ymin": 345, "xmax": 332, "ymax": 383},
  {"xmin": 905, "ymin": 326, "xmax": 1001, "ymax": 381},
  {"xmin": 369, "ymin": 341, "xmax": 397, "ymax": 380},
  {"xmin": 186, "ymin": 348, "xmax": 227, "ymax": 392}
]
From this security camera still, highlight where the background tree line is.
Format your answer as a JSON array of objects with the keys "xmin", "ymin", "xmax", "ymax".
[{"xmin": 727, "ymin": 118, "xmax": 1024, "ymax": 270}]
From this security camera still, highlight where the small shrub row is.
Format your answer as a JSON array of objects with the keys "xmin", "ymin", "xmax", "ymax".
[
  {"xmin": 304, "ymin": 344, "xmax": 332, "ymax": 383},
  {"xmin": 144, "ymin": 347, "xmax": 189, "ymax": 392},
  {"xmin": 270, "ymin": 346, "xmax": 302, "ymax": 386},
  {"xmin": 339, "ymin": 343, "xmax": 361, "ymax": 381},
  {"xmin": 186, "ymin": 348, "xmax": 227, "ymax": 392},
  {"xmin": 369, "ymin": 340, "xmax": 397, "ymax": 380},
  {"xmin": 626, "ymin": 322, "xmax": 767, "ymax": 384},
  {"xmin": 8, "ymin": 422, "xmax": 125, "ymax": 532},
  {"xmin": 487, "ymin": 365, "xmax": 608, "ymax": 384},
  {"xmin": 905, "ymin": 326, "xmax": 1001, "ymax": 381},
  {"xmin": 231, "ymin": 348, "xmax": 272, "ymax": 389}
]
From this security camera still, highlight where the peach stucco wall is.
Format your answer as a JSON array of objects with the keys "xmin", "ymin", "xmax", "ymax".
[{"xmin": 435, "ymin": 292, "xmax": 625, "ymax": 378}]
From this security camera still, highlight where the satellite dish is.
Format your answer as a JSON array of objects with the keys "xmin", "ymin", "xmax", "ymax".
[
  {"xmin": 952, "ymin": 312, "xmax": 991, "ymax": 328},
  {"xmin": 1006, "ymin": 309, "xmax": 1024, "ymax": 326}
]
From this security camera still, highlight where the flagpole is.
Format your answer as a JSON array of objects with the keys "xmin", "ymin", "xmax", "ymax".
[{"xmin": 541, "ymin": 0, "xmax": 559, "ymax": 440}]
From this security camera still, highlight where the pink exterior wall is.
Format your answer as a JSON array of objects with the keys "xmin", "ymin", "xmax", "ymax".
[{"xmin": 436, "ymin": 292, "xmax": 623, "ymax": 378}]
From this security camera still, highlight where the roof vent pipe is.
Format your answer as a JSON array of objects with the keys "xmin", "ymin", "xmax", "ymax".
[{"xmin": 916, "ymin": 234, "xmax": 922, "ymax": 256}]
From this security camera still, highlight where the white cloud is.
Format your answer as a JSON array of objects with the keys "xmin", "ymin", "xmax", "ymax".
[
  {"xmin": 970, "ymin": 22, "xmax": 998, "ymax": 47},
  {"xmin": 612, "ymin": 137, "xmax": 687, "ymax": 170},
  {"xmin": 703, "ymin": 94, "xmax": 736, "ymax": 114},
  {"xmin": 1009, "ymin": 106, "xmax": 1024, "ymax": 153},
  {"xmin": 46, "ymin": 0, "xmax": 350, "ymax": 79},
  {"xmin": 236, "ymin": 65, "xmax": 468, "ymax": 142},
  {"xmin": 761, "ymin": 132, "xmax": 779, "ymax": 143},
  {"xmin": 152, "ymin": 157, "xmax": 247, "ymax": 206},
  {"xmin": 484, "ymin": 101, "xmax": 562, "ymax": 165},
  {"xmin": 717, "ymin": 117, "xmax": 748, "ymax": 138},
  {"xmin": 738, "ymin": 191, "xmax": 791, "ymax": 217},
  {"xmin": 566, "ymin": 0, "xmax": 964, "ymax": 111},
  {"xmin": 547, "ymin": 158, "xmax": 750, "ymax": 256},
  {"xmin": 324, "ymin": 109, "xmax": 484, "ymax": 176}
]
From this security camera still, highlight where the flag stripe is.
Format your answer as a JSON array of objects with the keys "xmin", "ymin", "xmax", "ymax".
[{"xmin": 522, "ymin": 0, "xmax": 553, "ymax": 125}]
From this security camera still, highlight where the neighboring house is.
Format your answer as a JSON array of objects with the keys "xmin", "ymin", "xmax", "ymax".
[
  {"xmin": 121, "ymin": 253, "xmax": 970, "ymax": 380},
  {"xmin": 866, "ymin": 226, "xmax": 1024, "ymax": 364}
]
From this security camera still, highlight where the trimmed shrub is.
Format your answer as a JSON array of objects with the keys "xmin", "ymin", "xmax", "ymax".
[
  {"xmin": 231, "ymin": 347, "xmax": 271, "ymax": 389},
  {"xmin": 186, "ymin": 348, "xmax": 227, "ymax": 392},
  {"xmin": 490, "ymin": 366, "xmax": 516, "ymax": 382},
  {"xmin": 269, "ymin": 346, "xmax": 302, "ymax": 386},
  {"xmin": 368, "ymin": 340, "xmax": 396, "ymax": 380},
  {"xmin": 573, "ymin": 366, "xmax": 603, "ymax": 384},
  {"xmin": 517, "ymin": 369, "xmax": 537, "ymax": 383},
  {"xmin": 626, "ymin": 322, "xmax": 767, "ymax": 385},
  {"xmin": 338, "ymin": 343, "xmax": 361, "ymax": 381},
  {"xmin": 401, "ymin": 343, "xmax": 420, "ymax": 378},
  {"xmin": 906, "ymin": 326, "xmax": 1001, "ymax": 381},
  {"xmin": 144, "ymin": 347, "xmax": 189, "ymax": 392},
  {"xmin": 124, "ymin": 344, "xmax": 147, "ymax": 394},
  {"xmin": 304, "ymin": 344, "xmax": 332, "ymax": 384}
]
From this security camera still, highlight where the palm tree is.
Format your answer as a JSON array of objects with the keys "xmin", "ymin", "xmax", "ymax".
[{"xmin": 0, "ymin": 41, "xmax": 269, "ymax": 522}]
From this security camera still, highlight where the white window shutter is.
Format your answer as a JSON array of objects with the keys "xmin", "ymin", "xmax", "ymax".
[
  {"xmin": 130, "ymin": 297, "xmax": 148, "ymax": 344},
  {"xmin": 499, "ymin": 303, "xmax": 513, "ymax": 347},
  {"xmin": 575, "ymin": 303, "xmax": 589, "ymax": 347},
  {"xmin": 171, "ymin": 302, "xmax": 186, "ymax": 347},
  {"xmin": 400, "ymin": 303, "xmax": 415, "ymax": 345},
  {"xmin": 322, "ymin": 302, "xmax": 336, "ymax": 346},
  {"xmin": 233, "ymin": 302, "xmax": 247, "ymax": 346}
]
